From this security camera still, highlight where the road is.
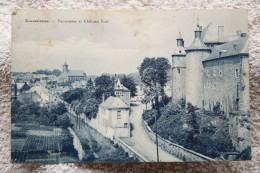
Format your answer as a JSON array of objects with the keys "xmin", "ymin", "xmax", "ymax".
[{"xmin": 128, "ymin": 102, "xmax": 181, "ymax": 162}]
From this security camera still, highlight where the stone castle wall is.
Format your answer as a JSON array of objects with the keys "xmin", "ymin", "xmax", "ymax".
[{"xmin": 185, "ymin": 50, "xmax": 211, "ymax": 107}]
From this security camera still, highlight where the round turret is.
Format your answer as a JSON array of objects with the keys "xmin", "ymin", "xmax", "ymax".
[
  {"xmin": 172, "ymin": 32, "xmax": 186, "ymax": 102},
  {"xmin": 185, "ymin": 24, "xmax": 211, "ymax": 107}
]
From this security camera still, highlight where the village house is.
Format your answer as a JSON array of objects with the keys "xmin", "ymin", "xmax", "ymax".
[
  {"xmin": 96, "ymin": 79, "xmax": 131, "ymax": 139},
  {"xmin": 11, "ymin": 81, "xmax": 31, "ymax": 99}
]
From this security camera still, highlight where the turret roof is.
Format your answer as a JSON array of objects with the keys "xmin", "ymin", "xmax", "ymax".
[
  {"xmin": 186, "ymin": 37, "xmax": 210, "ymax": 51},
  {"xmin": 177, "ymin": 32, "xmax": 183, "ymax": 39},
  {"xmin": 172, "ymin": 46, "xmax": 186, "ymax": 56}
]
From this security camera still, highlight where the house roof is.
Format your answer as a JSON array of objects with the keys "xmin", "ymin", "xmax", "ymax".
[
  {"xmin": 203, "ymin": 36, "xmax": 248, "ymax": 62},
  {"xmin": 68, "ymin": 70, "xmax": 86, "ymax": 77},
  {"xmin": 16, "ymin": 83, "xmax": 25, "ymax": 90},
  {"xmin": 201, "ymin": 23, "xmax": 225, "ymax": 43},
  {"xmin": 100, "ymin": 96, "xmax": 129, "ymax": 109},
  {"xmin": 29, "ymin": 85, "xmax": 48, "ymax": 93}
]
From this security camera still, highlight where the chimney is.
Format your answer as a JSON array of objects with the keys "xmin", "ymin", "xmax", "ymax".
[
  {"xmin": 218, "ymin": 26, "xmax": 224, "ymax": 42},
  {"xmin": 241, "ymin": 33, "xmax": 247, "ymax": 37},
  {"xmin": 102, "ymin": 94, "xmax": 105, "ymax": 103}
]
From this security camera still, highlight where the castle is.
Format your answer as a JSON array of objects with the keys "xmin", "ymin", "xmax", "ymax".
[{"xmin": 171, "ymin": 22, "xmax": 249, "ymax": 118}]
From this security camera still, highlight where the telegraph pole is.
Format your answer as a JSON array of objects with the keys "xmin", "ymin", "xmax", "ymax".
[{"xmin": 155, "ymin": 96, "xmax": 160, "ymax": 162}]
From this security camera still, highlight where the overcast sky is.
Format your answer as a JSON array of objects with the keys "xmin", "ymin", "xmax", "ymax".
[{"xmin": 11, "ymin": 9, "xmax": 247, "ymax": 75}]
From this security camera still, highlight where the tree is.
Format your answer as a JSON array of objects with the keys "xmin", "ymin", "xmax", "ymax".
[
  {"xmin": 186, "ymin": 102, "xmax": 199, "ymax": 146},
  {"xmin": 51, "ymin": 102, "xmax": 68, "ymax": 115},
  {"xmin": 53, "ymin": 69, "xmax": 62, "ymax": 76},
  {"xmin": 86, "ymin": 79, "xmax": 95, "ymax": 91},
  {"xmin": 120, "ymin": 75, "xmax": 137, "ymax": 97},
  {"xmin": 62, "ymin": 88, "xmax": 85, "ymax": 104},
  {"xmin": 94, "ymin": 75, "xmax": 114, "ymax": 99},
  {"xmin": 138, "ymin": 57, "xmax": 171, "ymax": 107}
]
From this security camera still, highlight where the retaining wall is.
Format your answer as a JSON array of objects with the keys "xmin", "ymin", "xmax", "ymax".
[
  {"xmin": 142, "ymin": 119, "xmax": 215, "ymax": 162},
  {"xmin": 113, "ymin": 136, "xmax": 148, "ymax": 162},
  {"xmin": 70, "ymin": 110, "xmax": 148, "ymax": 162}
]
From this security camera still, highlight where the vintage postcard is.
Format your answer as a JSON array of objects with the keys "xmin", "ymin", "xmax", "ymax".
[{"xmin": 11, "ymin": 9, "xmax": 250, "ymax": 163}]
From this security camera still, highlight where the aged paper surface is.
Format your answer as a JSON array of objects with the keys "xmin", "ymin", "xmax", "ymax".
[{"xmin": 11, "ymin": 9, "xmax": 250, "ymax": 164}]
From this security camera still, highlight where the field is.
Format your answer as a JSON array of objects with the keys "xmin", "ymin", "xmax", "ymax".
[{"xmin": 11, "ymin": 123, "xmax": 78, "ymax": 163}]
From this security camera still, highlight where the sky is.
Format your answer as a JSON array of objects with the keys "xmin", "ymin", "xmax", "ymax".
[{"xmin": 11, "ymin": 9, "xmax": 248, "ymax": 75}]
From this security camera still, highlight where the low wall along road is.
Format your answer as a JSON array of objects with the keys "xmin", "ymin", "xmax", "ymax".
[{"xmin": 142, "ymin": 118, "xmax": 216, "ymax": 162}]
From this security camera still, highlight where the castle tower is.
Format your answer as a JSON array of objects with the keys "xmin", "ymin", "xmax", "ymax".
[
  {"xmin": 185, "ymin": 22, "xmax": 211, "ymax": 108},
  {"xmin": 172, "ymin": 31, "xmax": 186, "ymax": 103},
  {"xmin": 114, "ymin": 79, "xmax": 130, "ymax": 106},
  {"xmin": 62, "ymin": 62, "xmax": 69, "ymax": 73}
]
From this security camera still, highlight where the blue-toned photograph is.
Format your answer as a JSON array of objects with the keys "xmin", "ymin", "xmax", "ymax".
[{"xmin": 11, "ymin": 9, "xmax": 250, "ymax": 163}]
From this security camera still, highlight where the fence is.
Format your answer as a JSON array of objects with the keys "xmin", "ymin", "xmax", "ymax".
[{"xmin": 142, "ymin": 119, "xmax": 216, "ymax": 162}]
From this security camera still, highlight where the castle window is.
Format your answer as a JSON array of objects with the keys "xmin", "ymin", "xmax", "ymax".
[
  {"xmin": 207, "ymin": 69, "xmax": 210, "ymax": 77},
  {"xmin": 235, "ymin": 69, "xmax": 239, "ymax": 78},
  {"xmin": 233, "ymin": 44, "xmax": 238, "ymax": 52},
  {"xmin": 177, "ymin": 69, "xmax": 180, "ymax": 73},
  {"xmin": 117, "ymin": 111, "xmax": 121, "ymax": 119},
  {"xmin": 213, "ymin": 69, "xmax": 217, "ymax": 77},
  {"xmin": 219, "ymin": 68, "xmax": 222, "ymax": 77}
]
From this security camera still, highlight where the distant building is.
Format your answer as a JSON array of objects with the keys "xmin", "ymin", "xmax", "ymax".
[
  {"xmin": 59, "ymin": 62, "xmax": 87, "ymax": 82},
  {"xmin": 11, "ymin": 81, "xmax": 31, "ymax": 99},
  {"xmin": 131, "ymin": 85, "xmax": 144, "ymax": 102},
  {"xmin": 96, "ymin": 79, "xmax": 131, "ymax": 139}
]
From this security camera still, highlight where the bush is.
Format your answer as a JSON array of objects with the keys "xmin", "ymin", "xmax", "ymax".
[
  {"xmin": 143, "ymin": 100, "xmax": 235, "ymax": 159},
  {"xmin": 54, "ymin": 113, "xmax": 71, "ymax": 128}
]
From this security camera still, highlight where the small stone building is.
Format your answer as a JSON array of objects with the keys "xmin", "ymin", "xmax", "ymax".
[{"xmin": 96, "ymin": 79, "xmax": 131, "ymax": 139}]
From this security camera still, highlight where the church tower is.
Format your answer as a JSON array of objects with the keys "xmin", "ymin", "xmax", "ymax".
[
  {"xmin": 172, "ymin": 32, "xmax": 186, "ymax": 103},
  {"xmin": 185, "ymin": 22, "xmax": 211, "ymax": 107},
  {"xmin": 62, "ymin": 62, "xmax": 69, "ymax": 73}
]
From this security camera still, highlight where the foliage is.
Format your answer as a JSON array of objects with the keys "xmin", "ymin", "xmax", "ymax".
[
  {"xmin": 33, "ymin": 69, "xmax": 62, "ymax": 76},
  {"xmin": 186, "ymin": 102, "xmax": 200, "ymax": 145},
  {"xmin": 62, "ymin": 88, "xmax": 85, "ymax": 104},
  {"xmin": 51, "ymin": 102, "xmax": 68, "ymax": 115},
  {"xmin": 52, "ymin": 69, "xmax": 62, "ymax": 76},
  {"xmin": 142, "ymin": 101, "xmax": 234, "ymax": 159},
  {"xmin": 94, "ymin": 75, "xmax": 114, "ymax": 99},
  {"xmin": 120, "ymin": 75, "xmax": 137, "ymax": 97},
  {"xmin": 54, "ymin": 113, "xmax": 71, "ymax": 128},
  {"xmin": 63, "ymin": 87, "xmax": 101, "ymax": 120},
  {"xmin": 138, "ymin": 57, "xmax": 171, "ymax": 107},
  {"xmin": 86, "ymin": 79, "xmax": 95, "ymax": 91},
  {"xmin": 11, "ymin": 100, "xmax": 72, "ymax": 129}
]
